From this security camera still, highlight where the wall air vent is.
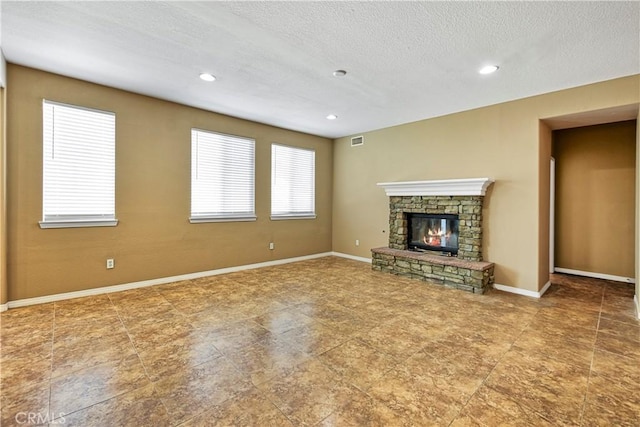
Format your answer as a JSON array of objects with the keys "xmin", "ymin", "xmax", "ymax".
[{"xmin": 351, "ymin": 136, "xmax": 364, "ymax": 147}]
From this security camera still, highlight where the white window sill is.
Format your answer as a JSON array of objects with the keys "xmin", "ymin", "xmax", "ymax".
[
  {"xmin": 39, "ymin": 219, "xmax": 119, "ymax": 229},
  {"xmin": 190, "ymin": 215, "xmax": 257, "ymax": 223},
  {"xmin": 270, "ymin": 214, "xmax": 317, "ymax": 221}
]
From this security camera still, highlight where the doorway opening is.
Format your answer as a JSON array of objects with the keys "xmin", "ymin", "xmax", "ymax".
[{"xmin": 551, "ymin": 120, "xmax": 637, "ymax": 284}]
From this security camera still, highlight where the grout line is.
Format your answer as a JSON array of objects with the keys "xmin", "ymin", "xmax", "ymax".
[
  {"xmin": 56, "ymin": 297, "xmax": 156, "ymax": 418},
  {"xmin": 448, "ymin": 302, "xmax": 543, "ymax": 426},
  {"xmin": 578, "ymin": 283, "xmax": 606, "ymax": 425},
  {"xmin": 48, "ymin": 303, "xmax": 56, "ymax": 422},
  {"xmin": 108, "ymin": 287, "xmax": 248, "ymax": 426},
  {"xmin": 260, "ymin": 385, "xmax": 297, "ymax": 426},
  {"xmin": 106, "ymin": 292, "xmax": 175, "ymax": 420}
]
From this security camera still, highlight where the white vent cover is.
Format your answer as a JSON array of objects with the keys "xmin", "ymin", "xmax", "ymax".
[{"xmin": 351, "ymin": 136, "xmax": 364, "ymax": 147}]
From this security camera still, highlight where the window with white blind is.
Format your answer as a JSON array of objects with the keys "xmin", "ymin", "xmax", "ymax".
[
  {"xmin": 271, "ymin": 143, "xmax": 316, "ymax": 220},
  {"xmin": 190, "ymin": 129, "xmax": 256, "ymax": 222},
  {"xmin": 40, "ymin": 100, "xmax": 117, "ymax": 229}
]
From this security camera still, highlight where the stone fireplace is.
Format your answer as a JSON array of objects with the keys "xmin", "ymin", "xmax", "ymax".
[
  {"xmin": 372, "ymin": 178, "xmax": 495, "ymax": 293},
  {"xmin": 407, "ymin": 213, "xmax": 459, "ymax": 255}
]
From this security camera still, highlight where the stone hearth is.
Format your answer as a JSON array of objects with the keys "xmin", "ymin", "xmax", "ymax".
[{"xmin": 372, "ymin": 178, "xmax": 495, "ymax": 293}]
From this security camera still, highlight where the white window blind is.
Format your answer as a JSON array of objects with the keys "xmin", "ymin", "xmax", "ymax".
[
  {"xmin": 190, "ymin": 129, "xmax": 256, "ymax": 222},
  {"xmin": 271, "ymin": 144, "xmax": 316, "ymax": 219},
  {"xmin": 41, "ymin": 100, "xmax": 117, "ymax": 228}
]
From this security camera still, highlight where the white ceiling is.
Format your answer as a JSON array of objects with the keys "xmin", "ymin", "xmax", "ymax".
[{"xmin": 1, "ymin": 1, "xmax": 639, "ymax": 139}]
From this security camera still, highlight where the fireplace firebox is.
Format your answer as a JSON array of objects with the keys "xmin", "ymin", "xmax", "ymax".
[{"xmin": 407, "ymin": 213, "xmax": 459, "ymax": 255}]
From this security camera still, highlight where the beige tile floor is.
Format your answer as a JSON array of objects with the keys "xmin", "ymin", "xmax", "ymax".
[{"xmin": 1, "ymin": 257, "xmax": 638, "ymax": 426}]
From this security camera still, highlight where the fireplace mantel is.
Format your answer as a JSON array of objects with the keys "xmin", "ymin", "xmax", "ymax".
[{"xmin": 377, "ymin": 178, "xmax": 494, "ymax": 196}]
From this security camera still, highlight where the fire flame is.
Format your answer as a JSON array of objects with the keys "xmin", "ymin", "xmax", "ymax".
[{"xmin": 422, "ymin": 227, "xmax": 451, "ymax": 247}]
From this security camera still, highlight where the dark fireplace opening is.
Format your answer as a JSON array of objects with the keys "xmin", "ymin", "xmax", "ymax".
[{"xmin": 407, "ymin": 213, "xmax": 459, "ymax": 255}]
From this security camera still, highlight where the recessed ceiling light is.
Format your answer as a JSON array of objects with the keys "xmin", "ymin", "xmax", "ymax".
[
  {"xmin": 326, "ymin": 114, "xmax": 338, "ymax": 120},
  {"xmin": 332, "ymin": 70, "xmax": 347, "ymax": 77},
  {"xmin": 199, "ymin": 73, "xmax": 216, "ymax": 82},
  {"xmin": 479, "ymin": 65, "xmax": 499, "ymax": 75}
]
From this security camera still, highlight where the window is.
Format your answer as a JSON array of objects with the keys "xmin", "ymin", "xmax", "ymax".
[
  {"xmin": 40, "ymin": 100, "xmax": 117, "ymax": 228},
  {"xmin": 190, "ymin": 129, "xmax": 255, "ymax": 222},
  {"xmin": 271, "ymin": 143, "xmax": 315, "ymax": 219}
]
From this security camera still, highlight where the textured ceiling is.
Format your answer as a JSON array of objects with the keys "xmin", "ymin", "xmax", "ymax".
[{"xmin": 1, "ymin": 1, "xmax": 639, "ymax": 138}]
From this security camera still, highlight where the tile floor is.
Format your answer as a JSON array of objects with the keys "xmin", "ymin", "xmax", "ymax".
[{"xmin": 1, "ymin": 257, "xmax": 638, "ymax": 426}]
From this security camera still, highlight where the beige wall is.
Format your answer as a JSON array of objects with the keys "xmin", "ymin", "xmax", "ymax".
[
  {"xmin": 0, "ymin": 50, "xmax": 6, "ymax": 306},
  {"xmin": 538, "ymin": 121, "xmax": 552, "ymax": 287},
  {"xmin": 333, "ymin": 75, "xmax": 639, "ymax": 292},
  {"xmin": 6, "ymin": 65, "xmax": 333, "ymax": 300},
  {"xmin": 0, "ymin": 51, "xmax": 6, "ymax": 87},
  {"xmin": 636, "ymin": 110, "xmax": 640, "ymax": 313},
  {"xmin": 553, "ymin": 121, "xmax": 636, "ymax": 278},
  {"xmin": 1, "ymin": 86, "xmax": 6, "ymax": 305},
  {"xmin": 5, "ymin": 64, "xmax": 640, "ymax": 300}
]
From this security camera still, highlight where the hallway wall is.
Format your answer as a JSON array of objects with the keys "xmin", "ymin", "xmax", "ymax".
[{"xmin": 553, "ymin": 120, "xmax": 637, "ymax": 278}]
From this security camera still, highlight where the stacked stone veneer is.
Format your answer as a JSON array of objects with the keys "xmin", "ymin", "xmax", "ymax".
[
  {"xmin": 371, "ymin": 247, "xmax": 494, "ymax": 293},
  {"xmin": 388, "ymin": 195, "xmax": 484, "ymax": 261},
  {"xmin": 372, "ymin": 195, "xmax": 495, "ymax": 294}
]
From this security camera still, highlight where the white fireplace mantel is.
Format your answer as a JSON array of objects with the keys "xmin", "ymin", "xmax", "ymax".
[{"xmin": 377, "ymin": 178, "xmax": 495, "ymax": 196}]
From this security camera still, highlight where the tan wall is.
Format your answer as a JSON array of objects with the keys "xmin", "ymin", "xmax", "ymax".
[
  {"xmin": 1, "ymin": 86, "xmax": 6, "ymax": 305},
  {"xmin": 553, "ymin": 121, "xmax": 636, "ymax": 278},
  {"xmin": 6, "ymin": 65, "xmax": 333, "ymax": 300},
  {"xmin": 538, "ymin": 121, "xmax": 552, "ymax": 286},
  {"xmin": 333, "ymin": 75, "xmax": 639, "ymax": 292},
  {"xmin": 636, "ymin": 110, "xmax": 640, "ymax": 311},
  {"xmin": 0, "ymin": 51, "xmax": 6, "ymax": 87}
]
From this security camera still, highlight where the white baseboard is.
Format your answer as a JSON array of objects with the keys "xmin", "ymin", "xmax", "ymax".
[
  {"xmin": 0, "ymin": 303, "xmax": 7, "ymax": 312},
  {"xmin": 493, "ymin": 281, "xmax": 551, "ymax": 299},
  {"xmin": 331, "ymin": 251, "xmax": 372, "ymax": 263},
  {"xmin": 5, "ymin": 252, "xmax": 334, "ymax": 310},
  {"xmin": 554, "ymin": 267, "xmax": 635, "ymax": 284},
  {"xmin": 539, "ymin": 280, "xmax": 552, "ymax": 297},
  {"xmin": 635, "ymin": 294, "xmax": 639, "ymax": 320}
]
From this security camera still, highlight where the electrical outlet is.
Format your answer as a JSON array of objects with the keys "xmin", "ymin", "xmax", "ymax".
[
  {"xmin": 106, "ymin": 258, "xmax": 115, "ymax": 269},
  {"xmin": 269, "ymin": 242, "xmax": 274, "ymax": 250},
  {"xmin": 355, "ymin": 239, "xmax": 360, "ymax": 246}
]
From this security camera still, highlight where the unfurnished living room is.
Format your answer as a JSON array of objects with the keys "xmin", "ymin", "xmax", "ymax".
[{"xmin": 0, "ymin": 1, "xmax": 639, "ymax": 426}]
